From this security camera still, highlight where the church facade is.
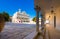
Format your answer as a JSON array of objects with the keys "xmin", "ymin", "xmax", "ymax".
[{"xmin": 12, "ymin": 9, "xmax": 30, "ymax": 23}]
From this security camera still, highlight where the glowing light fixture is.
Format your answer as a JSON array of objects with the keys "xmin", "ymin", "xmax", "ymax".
[{"xmin": 45, "ymin": 20, "xmax": 50, "ymax": 24}]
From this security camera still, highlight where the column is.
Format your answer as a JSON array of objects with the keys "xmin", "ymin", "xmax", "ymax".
[
  {"xmin": 35, "ymin": 6, "xmax": 41, "ymax": 32},
  {"xmin": 36, "ymin": 10, "xmax": 39, "ymax": 32},
  {"xmin": 41, "ymin": 10, "xmax": 46, "ymax": 39},
  {"xmin": 41, "ymin": 14, "xmax": 45, "ymax": 30}
]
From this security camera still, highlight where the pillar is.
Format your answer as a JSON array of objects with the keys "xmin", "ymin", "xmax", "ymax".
[
  {"xmin": 34, "ymin": 6, "xmax": 41, "ymax": 32},
  {"xmin": 41, "ymin": 14, "xmax": 45, "ymax": 30},
  {"xmin": 41, "ymin": 10, "xmax": 46, "ymax": 39},
  {"xmin": 36, "ymin": 10, "xmax": 39, "ymax": 32}
]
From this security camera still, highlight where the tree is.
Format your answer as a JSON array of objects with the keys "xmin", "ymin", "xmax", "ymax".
[
  {"xmin": 2, "ymin": 12, "xmax": 10, "ymax": 22},
  {"xmin": 32, "ymin": 17, "xmax": 36, "ymax": 22},
  {"xmin": 0, "ymin": 14, "xmax": 5, "ymax": 32}
]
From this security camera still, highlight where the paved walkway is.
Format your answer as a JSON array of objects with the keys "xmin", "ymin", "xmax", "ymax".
[
  {"xmin": 34, "ymin": 25, "xmax": 60, "ymax": 39},
  {"xmin": 0, "ymin": 24, "xmax": 36, "ymax": 39},
  {"xmin": 35, "ymin": 28, "xmax": 49, "ymax": 39},
  {"xmin": 46, "ymin": 25, "xmax": 60, "ymax": 39}
]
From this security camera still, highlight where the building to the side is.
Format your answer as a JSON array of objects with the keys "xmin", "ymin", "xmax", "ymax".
[
  {"xmin": 12, "ymin": 9, "xmax": 30, "ymax": 23},
  {"xmin": 34, "ymin": 0, "xmax": 60, "ymax": 30}
]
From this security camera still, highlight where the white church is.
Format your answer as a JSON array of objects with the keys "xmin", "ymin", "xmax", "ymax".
[{"xmin": 12, "ymin": 9, "xmax": 30, "ymax": 23}]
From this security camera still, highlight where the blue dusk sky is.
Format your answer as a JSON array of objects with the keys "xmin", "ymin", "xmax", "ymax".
[{"xmin": 0, "ymin": 0, "xmax": 36, "ymax": 19}]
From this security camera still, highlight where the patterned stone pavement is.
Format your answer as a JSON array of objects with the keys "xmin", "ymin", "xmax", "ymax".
[
  {"xmin": 47, "ymin": 26, "xmax": 60, "ymax": 39},
  {"xmin": 0, "ymin": 23, "xmax": 36, "ymax": 39}
]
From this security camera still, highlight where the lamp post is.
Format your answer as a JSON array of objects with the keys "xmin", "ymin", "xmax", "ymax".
[{"xmin": 34, "ymin": 5, "xmax": 41, "ymax": 32}]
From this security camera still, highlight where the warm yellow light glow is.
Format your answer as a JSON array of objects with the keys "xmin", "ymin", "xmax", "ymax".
[
  {"xmin": 45, "ymin": 20, "xmax": 50, "ymax": 24},
  {"xmin": 45, "ymin": 19, "xmax": 50, "ymax": 27}
]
